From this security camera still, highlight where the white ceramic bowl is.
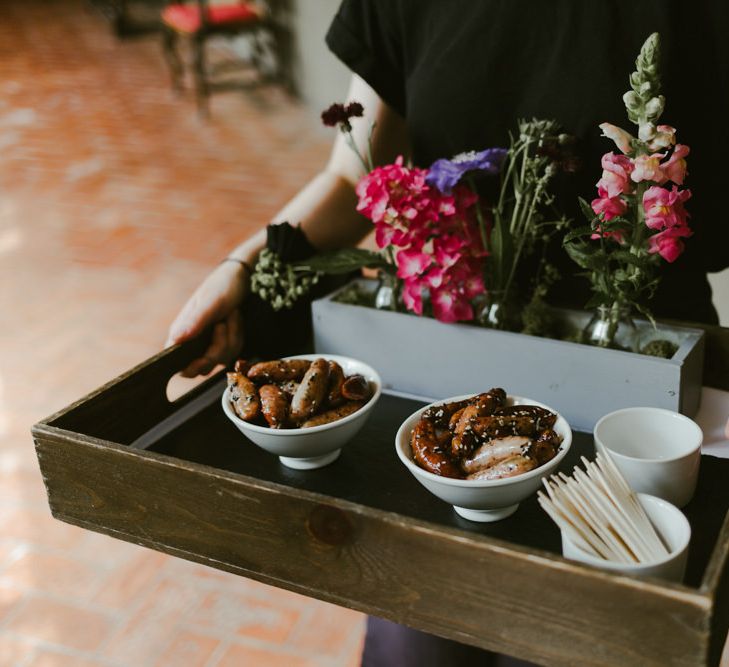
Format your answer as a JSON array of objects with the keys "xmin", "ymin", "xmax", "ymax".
[
  {"xmin": 593, "ymin": 407, "xmax": 703, "ymax": 508},
  {"xmin": 222, "ymin": 354, "xmax": 381, "ymax": 470},
  {"xmin": 561, "ymin": 493, "xmax": 691, "ymax": 582},
  {"xmin": 395, "ymin": 394, "xmax": 573, "ymax": 522}
]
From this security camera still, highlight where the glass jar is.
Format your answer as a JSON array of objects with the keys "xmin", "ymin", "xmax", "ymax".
[
  {"xmin": 478, "ymin": 290, "xmax": 521, "ymax": 331},
  {"xmin": 583, "ymin": 303, "xmax": 638, "ymax": 351},
  {"xmin": 374, "ymin": 271, "xmax": 400, "ymax": 311}
]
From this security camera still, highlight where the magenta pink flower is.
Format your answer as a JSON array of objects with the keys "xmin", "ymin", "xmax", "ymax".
[
  {"xmin": 433, "ymin": 235, "xmax": 466, "ymax": 269},
  {"xmin": 437, "ymin": 198, "xmax": 456, "ymax": 217},
  {"xmin": 599, "ymin": 123, "xmax": 636, "ymax": 155},
  {"xmin": 423, "ymin": 266, "xmax": 445, "ymax": 290},
  {"xmin": 459, "ymin": 268, "xmax": 485, "ymax": 300},
  {"xmin": 591, "ymin": 187, "xmax": 627, "ymax": 221},
  {"xmin": 453, "ymin": 185, "xmax": 479, "ymax": 211},
  {"xmin": 662, "ymin": 144, "xmax": 690, "ymax": 185},
  {"xmin": 596, "ymin": 153, "xmax": 634, "ymax": 198},
  {"xmin": 356, "ymin": 157, "xmax": 488, "ymax": 322},
  {"xmin": 643, "ymin": 185, "xmax": 691, "ymax": 230},
  {"xmin": 431, "ymin": 287, "xmax": 474, "ymax": 323},
  {"xmin": 464, "ymin": 277, "xmax": 485, "ymax": 300},
  {"xmin": 356, "ymin": 156, "xmax": 432, "ymax": 227},
  {"xmin": 427, "ymin": 259, "xmax": 486, "ymax": 323},
  {"xmin": 401, "ymin": 279, "xmax": 424, "ymax": 315},
  {"xmin": 631, "ymin": 153, "xmax": 668, "ymax": 184},
  {"xmin": 374, "ymin": 222, "xmax": 412, "ymax": 249},
  {"xmin": 395, "ymin": 248, "xmax": 431, "ymax": 279},
  {"xmin": 647, "ymin": 225, "xmax": 693, "ymax": 263}
]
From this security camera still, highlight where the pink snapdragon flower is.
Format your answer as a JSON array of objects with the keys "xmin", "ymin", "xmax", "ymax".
[
  {"xmin": 597, "ymin": 153, "xmax": 634, "ymax": 197},
  {"xmin": 643, "ymin": 185, "xmax": 691, "ymax": 230},
  {"xmin": 590, "ymin": 226, "xmax": 626, "ymax": 243},
  {"xmin": 642, "ymin": 185, "xmax": 692, "ymax": 262},
  {"xmin": 591, "ymin": 186, "xmax": 627, "ymax": 221},
  {"xmin": 631, "ymin": 153, "xmax": 668, "ymax": 184},
  {"xmin": 648, "ymin": 125, "xmax": 676, "ymax": 151},
  {"xmin": 599, "ymin": 123, "xmax": 635, "ymax": 155},
  {"xmin": 662, "ymin": 144, "xmax": 690, "ymax": 185},
  {"xmin": 647, "ymin": 225, "xmax": 693, "ymax": 263}
]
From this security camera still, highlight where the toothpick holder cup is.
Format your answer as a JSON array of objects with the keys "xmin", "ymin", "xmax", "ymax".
[{"xmin": 561, "ymin": 493, "xmax": 691, "ymax": 582}]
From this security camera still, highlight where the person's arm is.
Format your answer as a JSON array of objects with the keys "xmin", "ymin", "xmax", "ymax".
[{"xmin": 166, "ymin": 74, "xmax": 409, "ymax": 377}]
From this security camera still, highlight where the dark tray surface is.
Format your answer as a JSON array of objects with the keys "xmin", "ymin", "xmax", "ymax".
[{"xmin": 148, "ymin": 392, "xmax": 729, "ymax": 589}]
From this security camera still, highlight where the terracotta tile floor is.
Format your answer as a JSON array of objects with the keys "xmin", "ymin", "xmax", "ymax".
[{"xmin": 0, "ymin": 1, "xmax": 365, "ymax": 665}]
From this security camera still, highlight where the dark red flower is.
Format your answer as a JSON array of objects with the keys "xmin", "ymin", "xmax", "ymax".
[
  {"xmin": 321, "ymin": 103, "xmax": 346, "ymax": 127},
  {"xmin": 345, "ymin": 101, "xmax": 364, "ymax": 118},
  {"xmin": 321, "ymin": 101, "xmax": 364, "ymax": 130}
]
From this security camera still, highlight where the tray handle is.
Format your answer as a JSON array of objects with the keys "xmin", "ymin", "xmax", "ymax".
[{"xmin": 46, "ymin": 329, "xmax": 225, "ymax": 444}]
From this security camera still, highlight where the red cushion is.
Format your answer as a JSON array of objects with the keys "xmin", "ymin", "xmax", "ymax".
[{"xmin": 162, "ymin": 3, "xmax": 260, "ymax": 33}]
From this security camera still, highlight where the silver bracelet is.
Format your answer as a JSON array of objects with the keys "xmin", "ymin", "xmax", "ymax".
[{"xmin": 221, "ymin": 257, "xmax": 252, "ymax": 274}]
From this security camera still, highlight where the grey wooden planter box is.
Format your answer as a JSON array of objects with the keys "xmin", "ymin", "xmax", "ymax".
[{"xmin": 312, "ymin": 279, "xmax": 705, "ymax": 431}]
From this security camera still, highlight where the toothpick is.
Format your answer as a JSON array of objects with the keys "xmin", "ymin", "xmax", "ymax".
[
  {"xmin": 585, "ymin": 456, "xmax": 668, "ymax": 559},
  {"xmin": 540, "ymin": 482, "xmax": 611, "ymax": 557},
  {"xmin": 539, "ymin": 452, "xmax": 671, "ymax": 565},
  {"xmin": 550, "ymin": 475, "xmax": 633, "ymax": 562},
  {"xmin": 537, "ymin": 492, "xmax": 601, "ymax": 558},
  {"xmin": 594, "ymin": 454, "xmax": 669, "ymax": 557},
  {"xmin": 571, "ymin": 466, "xmax": 647, "ymax": 562}
]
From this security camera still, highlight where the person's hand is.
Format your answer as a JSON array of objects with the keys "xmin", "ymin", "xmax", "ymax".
[{"xmin": 166, "ymin": 260, "xmax": 249, "ymax": 377}]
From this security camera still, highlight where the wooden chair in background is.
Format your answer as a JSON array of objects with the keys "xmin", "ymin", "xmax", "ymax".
[
  {"xmin": 89, "ymin": 0, "xmax": 166, "ymax": 37},
  {"xmin": 161, "ymin": 0, "xmax": 292, "ymax": 117}
]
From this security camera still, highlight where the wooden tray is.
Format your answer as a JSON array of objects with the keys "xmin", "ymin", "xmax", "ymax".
[{"xmin": 32, "ymin": 332, "xmax": 729, "ymax": 667}]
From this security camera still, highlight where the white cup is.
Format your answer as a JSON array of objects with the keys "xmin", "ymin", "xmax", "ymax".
[
  {"xmin": 593, "ymin": 407, "xmax": 702, "ymax": 508},
  {"xmin": 561, "ymin": 493, "xmax": 690, "ymax": 582}
]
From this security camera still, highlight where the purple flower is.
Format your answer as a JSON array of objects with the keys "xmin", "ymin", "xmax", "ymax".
[{"xmin": 426, "ymin": 148, "xmax": 507, "ymax": 194}]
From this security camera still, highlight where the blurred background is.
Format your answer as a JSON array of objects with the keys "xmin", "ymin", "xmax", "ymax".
[
  {"xmin": 2, "ymin": 1, "xmax": 728, "ymax": 666},
  {"xmin": 1, "ymin": 0, "xmax": 366, "ymax": 665}
]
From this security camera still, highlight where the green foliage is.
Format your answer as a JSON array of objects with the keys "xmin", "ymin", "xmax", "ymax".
[
  {"xmin": 624, "ymin": 32, "xmax": 664, "ymax": 127},
  {"xmin": 563, "ymin": 224, "xmax": 595, "ymax": 244},
  {"xmin": 521, "ymin": 296, "xmax": 558, "ymax": 337},
  {"xmin": 641, "ymin": 339, "xmax": 678, "ymax": 359},
  {"xmin": 489, "ymin": 211, "xmax": 512, "ymax": 290},
  {"xmin": 294, "ymin": 248, "xmax": 389, "ymax": 274},
  {"xmin": 520, "ymin": 262, "xmax": 561, "ymax": 337},
  {"xmin": 577, "ymin": 197, "xmax": 597, "ymax": 224},
  {"xmin": 487, "ymin": 118, "xmax": 573, "ymax": 314},
  {"xmin": 564, "ymin": 240, "xmax": 601, "ymax": 271},
  {"xmin": 251, "ymin": 249, "xmax": 321, "ymax": 311},
  {"xmin": 332, "ymin": 282, "xmax": 376, "ymax": 307}
]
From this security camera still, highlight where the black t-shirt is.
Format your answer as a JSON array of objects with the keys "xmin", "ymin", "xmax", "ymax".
[{"xmin": 326, "ymin": 0, "xmax": 729, "ymax": 324}]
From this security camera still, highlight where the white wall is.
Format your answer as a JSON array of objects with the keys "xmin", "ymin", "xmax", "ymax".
[
  {"xmin": 709, "ymin": 270, "xmax": 729, "ymax": 326},
  {"xmin": 290, "ymin": 0, "xmax": 350, "ymax": 114}
]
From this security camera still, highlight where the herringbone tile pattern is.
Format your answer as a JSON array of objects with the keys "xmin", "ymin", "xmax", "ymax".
[{"xmin": 0, "ymin": 1, "xmax": 364, "ymax": 665}]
